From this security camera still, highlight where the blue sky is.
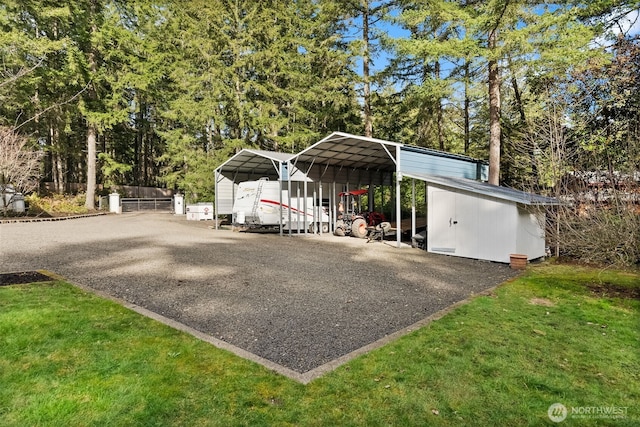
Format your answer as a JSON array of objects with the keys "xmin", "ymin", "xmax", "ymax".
[{"xmin": 346, "ymin": 6, "xmax": 640, "ymax": 77}]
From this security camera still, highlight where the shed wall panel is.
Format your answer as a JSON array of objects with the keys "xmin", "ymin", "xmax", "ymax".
[
  {"xmin": 428, "ymin": 185, "xmax": 543, "ymax": 263},
  {"xmin": 454, "ymin": 191, "xmax": 480, "ymax": 258},
  {"xmin": 516, "ymin": 208, "xmax": 546, "ymax": 259},
  {"xmin": 474, "ymin": 195, "xmax": 516, "ymax": 263}
]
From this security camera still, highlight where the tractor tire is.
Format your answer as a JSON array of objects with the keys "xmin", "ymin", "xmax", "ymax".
[
  {"xmin": 334, "ymin": 227, "xmax": 345, "ymax": 236},
  {"xmin": 351, "ymin": 218, "xmax": 368, "ymax": 239}
]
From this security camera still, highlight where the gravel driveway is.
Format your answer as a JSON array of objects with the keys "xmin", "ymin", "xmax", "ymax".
[{"xmin": 1, "ymin": 213, "xmax": 518, "ymax": 379}]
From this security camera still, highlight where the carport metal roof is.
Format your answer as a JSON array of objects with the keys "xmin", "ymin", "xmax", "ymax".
[
  {"xmin": 291, "ymin": 132, "xmax": 486, "ymax": 173},
  {"xmin": 291, "ymin": 132, "xmax": 401, "ymax": 174},
  {"xmin": 216, "ymin": 149, "xmax": 294, "ymax": 181},
  {"xmin": 215, "ymin": 132, "xmax": 487, "ymax": 183}
]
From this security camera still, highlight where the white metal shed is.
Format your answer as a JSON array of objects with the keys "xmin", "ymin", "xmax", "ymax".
[{"xmin": 405, "ymin": 173, "xmax": 559, "ymax": 263}]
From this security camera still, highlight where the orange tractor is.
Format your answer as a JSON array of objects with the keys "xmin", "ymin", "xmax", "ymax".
[{"xmin": 334, "ymin": 189, "xmax": 386, "ymax": 238}]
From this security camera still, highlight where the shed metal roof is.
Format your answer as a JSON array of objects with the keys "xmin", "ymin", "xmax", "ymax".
[{"xmin": 404, "ymin": 172, "xmax": 560, "ymax": 206}]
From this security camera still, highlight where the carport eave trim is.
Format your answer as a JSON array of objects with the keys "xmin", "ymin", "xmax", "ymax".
[{"xmin": 310, "ymin": 131, "xmax": 403, "ymax": 151}]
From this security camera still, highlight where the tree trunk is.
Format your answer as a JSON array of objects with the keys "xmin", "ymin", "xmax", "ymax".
[
  {"xmin": 84, "ymin": 0, "xmax": 98, "ymax": 210},
  {"xmin": 135, "ymin": 94, "xmax": 142, "ymax": 186},
  {"xmin": 508, "ymin": 57, "xmax": 539, "ymax": 189},
  {"xmin": 51, "ymin": 124, "xmax": 64, "ymax": 194},
  {"xmin": 488, "ymin": 29, "xmax": 501, "ymax": 186},
  {"xmin": 362, "ymin": 0, "xmax": 373, "ymax": 138},
  {"xmin": 85, "ymin": 123, "xmax": 97, "ymax": 210},
  {"xmin": 435, "ymin": 60, "xmax": 444, "ymax": 150},
  {"xmin": 464, "ymin": 61, "xmax": 470, "ymax": 155},
  {"xmin": 510, "ymin": 75, "xmax": 526, "ymax": 124}
]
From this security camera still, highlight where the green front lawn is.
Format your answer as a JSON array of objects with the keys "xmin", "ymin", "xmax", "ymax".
[{"xmin": 1, "ymin": 264, "xmax": 638, "ymax": 426}]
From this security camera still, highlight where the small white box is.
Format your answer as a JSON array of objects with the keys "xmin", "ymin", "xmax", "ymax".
[{"xmin": 186, "ymin": 203, "xmax": 213, "ymax": 221}]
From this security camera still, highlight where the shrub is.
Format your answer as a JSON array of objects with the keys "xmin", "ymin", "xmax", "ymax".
[
  {"xmin": 25, "ymin": 193, "xmax": 90, "ymax": 216},
  {"xmin": 554, "ymin": 201, "xmax": 640, "ymax": 267}
]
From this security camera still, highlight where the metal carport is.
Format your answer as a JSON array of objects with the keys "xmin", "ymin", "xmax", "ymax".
[
  {"xmin": 214, "ymin": 149, "xmax": 294, "ymax": 221},
  {"xmin": 214, "ymin": 131, "xmax": 489, "ymax": 248},
  {"xmin": 289, "ymin": 132, "xmax": 403, "ymax": 246}
]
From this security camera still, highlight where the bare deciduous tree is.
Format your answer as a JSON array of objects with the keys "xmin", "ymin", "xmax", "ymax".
[
  {"xmin": 513, "ymin": 101, "xmax": 640, "ymax": 267},
  {"xmin": 0, "ymin": 127, "xmax": 42, "ymax": 214}
]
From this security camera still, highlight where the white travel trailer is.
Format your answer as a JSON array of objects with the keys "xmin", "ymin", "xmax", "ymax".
[{"xmin": 232, "ymin": 178, "xmax": 329, "ymax": 233}]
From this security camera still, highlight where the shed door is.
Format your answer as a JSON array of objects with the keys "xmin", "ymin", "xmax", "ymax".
[{"xmin": 429, "ymin": 190, "xmax": 457, "ymax": 253}]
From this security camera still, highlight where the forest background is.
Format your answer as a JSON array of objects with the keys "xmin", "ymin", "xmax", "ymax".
[{"xmin": 1, "ymin": 0, "xmax": 639, "ymax": 265}]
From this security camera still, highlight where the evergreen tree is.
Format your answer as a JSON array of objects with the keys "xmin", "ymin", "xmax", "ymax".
[
  {"xmin": 385, "ymin": 0, "xmax": 472, "ymax": 150},
  {"xmin": 323, "ymin": 0, "xmax": 391, "ymax": 137},
  {"xmin": 155, "ymin": 0, "xmax": 360, "ymax": 200}
]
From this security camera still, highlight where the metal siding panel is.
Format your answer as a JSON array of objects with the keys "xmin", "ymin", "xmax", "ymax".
[
  {"xmin": 332, "ymin": 168, "xmax": 350, "ymax": 184},
  {"xmin": 305, "ymin": 165, "xmax": 388, "ymax": 186},
  {"xmin": 216, "ymin": 177, "xmax": 236, "ymax": 214},
  {"xmin": 428, "ymin": 185, "xmax": 519, "ymax": 263},
  {"xmin": 480, "ymin": 164, "xmax": 489, "ymax": 181},
  {"xmin": 304, "ymin": 167, "xmax": 323, "ymax": 182},
  {"xmin": 400, "ymin": 150, "xmax": 479, "ymax": 179}
]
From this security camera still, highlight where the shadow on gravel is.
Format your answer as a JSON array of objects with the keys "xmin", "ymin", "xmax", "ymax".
[{"xmin": 1, "ymin": 215, "xmax": 519, "ymax": 375}]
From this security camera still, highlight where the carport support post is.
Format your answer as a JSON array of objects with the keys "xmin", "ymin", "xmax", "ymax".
[
  {"xmin": 303, "ymin": 180, "xmax": 308, "ymax": 234},
  {"xmin": 396, "ymin": 145, "xmax": 402, "ymax": 248},
  {"xmin": 287, "ymin": 178, "xmax": 293, "ymax": 236},
  {"xmin": 319, "ymin": 182, "xmax": 323, "ymax": 235},
  {"xmin": 214, "ymin": 170, "xmax": 219, "ymax": 230},
  {"xmin": 424, "ymin": 181, "xmax": 428, "ymax": 232},
  {"xmin": 279, "ymin": 178, "xmax": 284, "ymax": 237},
  {"xmin": 296, "ymin": 183, "xmax": 301, "ymax": 233},
  {"xmin": 331, "ymin": 181, "xmax": 336, "ymax": 233},
  {"xmin": 411, "ymin": 179, "xmax": 416, "ymax": 239}
]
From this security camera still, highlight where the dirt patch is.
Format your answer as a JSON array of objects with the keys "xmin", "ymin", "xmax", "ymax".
[
  {"xmin": 587, "ymin": 283, "xmax": 640, "ymax": 300},
  {"xmin": 529, "ymin": 297, "xmax": 555, "ymax": 307},
  {"xmin": 0, "ymin": 271, "xmax": 53, "ymax": 286}
]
